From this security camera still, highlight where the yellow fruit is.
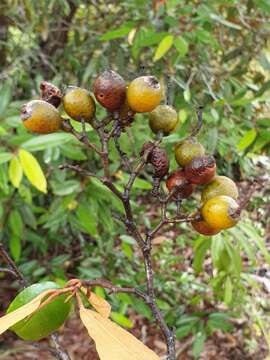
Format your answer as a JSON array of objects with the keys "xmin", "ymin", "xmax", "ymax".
[
  {"xmin": 63, "ymin": 86, "xmax": 96, "ymax": 122},
  {"xmin": 21, "ymin": 100, "xmax": 62, "ymax": 134},
  {"xmin": 201, "ymin": 176, "xmax": 239, "ymax": 202},
  {"xmin": 149, "ymin": 105, "xmax": 178, "ymax": 135},
  {"xmin": 175, "ymin": 138, "xmax": 205, "ymax": 167},
  {"xmin": 202, "ymin": 195, "xmax": 240, "ymax": 230},
  {"xmin": 127, "ymin": 76, "xmax": 162, "ymax": 113}
]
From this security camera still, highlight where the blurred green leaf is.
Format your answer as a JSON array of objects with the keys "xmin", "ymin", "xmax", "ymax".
[
  {"xmin": 237, "ymin": 128, "xmax": 257, "ymax": 151},
  {"xmin": 174, "ymin": 37, "xmax": 188, "ymax": 57},
  {"xmin": 8, "ymin": 157, "xmax": 23, "ymax": 188},
  {"xmin": 22, "ymin": 133, "xmax": 75, "ymax": 151},
  {"xmin": 153, "ymin": 35, "xmax": 174, "ymax": 61},
  {"xmin": 0, "ymin": 153, "xmax": 13, "ymax": 165},
  {"xmin": 110, "ymin": 312, "xmax": 133, "ymax": 328}
]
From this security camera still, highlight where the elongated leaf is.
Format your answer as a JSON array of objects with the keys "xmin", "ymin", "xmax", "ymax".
[
  {"xmin": 0, "ymin": 290, "xmax": 54, "ymax": 335},
  {"xmin": 9, "ymin": 234, "xmax": 21, "ymax": 261},
  {"xmin": 100, "ymin": 25, "xmax": 133, "ymax": 41},
  {"xmin": 21, "ymin": 133, "xmax": 74, "ymax": 152},
  {"xmin": 79, "ymin": 303, "xmax": 159, "ymax": 360},
  {"xmin": 174, "ymin": 37, "xmax": 188, "ymax": 57},
  {"xmin": 9, "ymin": 157, "xmax": 23, "ymax": 188},
  {"xmin": 18, "ymin": 149, "xmax": 47, "ymax": 193},
  {"xmin": 237, "ymin": 129, "xmax": 257, "ymax": 151},
  {"xmin": 0, "ymin": 153, "xmax": 13, "ymax": 165},
  {"xmin": 110, "ymin": 312, "xmax": 133, "ymax": 329},
  {"xmin": 153, "ymin": 35, "xmax": 174, "ymax": 62},
  {"xmin": 81, "ymin": 288, "xmax": 111, "ymax": 318}
]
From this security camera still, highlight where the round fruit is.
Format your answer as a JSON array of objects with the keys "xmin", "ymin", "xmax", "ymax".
[
  {"xmin": 21, "ymin": 100, "xmax": 62, "ymax": 134},
  {"xmin": 149, "ymin": 105, "xmax": 178, "ymax": 135},
  {"xmin": 185, "ymin": 155, "xmax": 216, "ymax": 185},
  {"xmin": 141, "ymin": 142, "xmax": 169, "ymax": 178},
  {"xmin": 201, "ymin": 176, "xmax": 239, "ymax": 202},
  {"xmin": 166, "ymin": 169, "xmax": 194, "ymax": 199},
  {"xmin": 175, "ymin": 138, "xmax": 205, "ymax": 167},
  {"xmin": 93, "ymin": 70, "xmax": 126, "ymax": 112},
  {"xmin": 127, "ymin": 76, "xmax": 162, "ymax": 113},
  {"xmin": 201, "ymin": 195, "xmax": 240, "ymax": 230},
  {"xmin": 63, "ymin": 86, "xmax": 96, "ymax": 122},
  {"xmin": 191, "ymin": 218, "xmax": 220, "ymax": 236},
  {"xmin": 7, "ymin": 282, "xmax": 72, "ymax": 341}
]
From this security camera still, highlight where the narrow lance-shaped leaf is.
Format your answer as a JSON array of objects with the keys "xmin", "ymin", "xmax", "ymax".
[
  {"xmin": 8, "ymin": 157, "xmax": 23, "ymax": 188},
  {"xmin": 81, "ymin": 287, "xmax": 111, "ymax": 318},
  {"xmin": 78, "ymin": 300, "xmax": 159, "ymax": 360},
  {"xmin": 18, "ymin": 149, "xmax": 47, "ymax": 193},
  {"xmin": 0, "ymin": 290, "xmax": 55, "ymax": 335},
  {"xmin": 153, "ymin": 35, "xmax": 174, "ymax": 62}
]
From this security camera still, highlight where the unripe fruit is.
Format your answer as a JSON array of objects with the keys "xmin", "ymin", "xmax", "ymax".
[
  {"xmin": 93, "ymin": 70, "xmax": 126, "ymax": 111},
  {"xmin": 191, "ymin": 218, "xmax": 220, "ymax": 236},
  {"xmin": 127, "ymin": 76, "xmax": 162, "ymax": 113},
  {"xmin": 175, "ymin": 138, "xmax": 205, "ymax": 167},
  {"xmin": 201, "ymin": 176, "xmax": 239, "ymax": 202},
  {"xmin": 141, "ymin": 142, "xmax": 169, "ymax": 178},
  {"xmin": 40, "ymin": 81, "xmax": 62, "ymax": 108},
  {"xmin": 21, "ymin": 100, "xmax": 62, "ymax": 134},
  {"xmin": 185, "ymin": 155, "xmax": 216, "ymax": 185},
  {"xmin": 201, "ymin": 195, "xmax": 240, "ymax": 230},
  {"xmin": 149, "ymin": 105, "xmax": 178, "ymax": 135},
  {"xmin": 166, "ymin": 169, "xmax": 194, "ymax": 199},
  {"xmin": 7, "ymin": 282, "xmax": 72, "ymax": 341},
  {"xmin": 63, "ymin": 86, "xmax": 96, "ymax": 122}
]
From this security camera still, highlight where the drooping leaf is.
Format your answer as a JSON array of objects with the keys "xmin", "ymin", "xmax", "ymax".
[
  {"xmin": 79, "ymin": 302, "xmax": 159, "ymax": 360},
  {"xmin": 18, "ymin": 149, "xmax": 47, "ymax": 193},
  {"xmin": 237, "ymin": 129, "xmax": 257, "ymax": 151},
  {"xmin": 21, "ymin": 133, "xmax": 74, "ymax": 152},
  {"xmin": 9, "ymin": 234, "xmax": 21, "ymax": 261},
  {"xmin": 8, "ymin": 157, "xmax": 23, "ymax": 188},
  {"xmin": 0, "ymin": 290, "xmax": 55, "ymax": 335},
  {"xmin": 81, "ymin": 288, "xmax": 111, "ymax": 318},
  {"xmin": 110, "ymin": 312, "xmax": 133, "ymax": 329},
  {"xmin": 153, "ymin": 35, "xmax": 174, "ymax": 62},
  {"xmin": 174, "ymin": 37, "xmax": 188, "ymax": 57},
  {"xmin": 0, "ymin": 153, "xmax": 13, "ymax": 165}
]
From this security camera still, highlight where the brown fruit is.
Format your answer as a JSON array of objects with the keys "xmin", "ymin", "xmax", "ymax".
[
  {"xmin": 175, "ymin": 138, "xmax": 205, "ymax": 167},
  {"xmin": 21, "ymin": 100, "xmax": 62, "ymax": 134},
  {"xmin": 185, "ymin": 155, "xmax": 216, "ymax": 185},
  {"xmin": 141, "ymin": 142, "xmax": 169, "ymax": 178},
  {"xmin": 191, "ymin": 218, "xmax": 220, "ymax": 236},
  {"xmin": 166, "ymin": 170, "xmax": 194, "ymax": 199},
  {"xmin": 93, "ymin": 70, "xmax": 126, "ymax": 111},
  {"xmin": 40, "ymin": 81, "xmax": 62, "ymax": 108}
]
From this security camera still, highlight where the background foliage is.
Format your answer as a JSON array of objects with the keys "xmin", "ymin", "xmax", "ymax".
[{"xmin": 0, "ymin": 0, "xmax": 270, "ymax": 357}]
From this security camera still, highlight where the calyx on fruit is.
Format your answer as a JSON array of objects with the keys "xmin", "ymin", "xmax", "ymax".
[
  {"xmin": 201, "ymin": 175, "xmax": 239, "ymax": 202},
  {"xmin": 175, "ymin": 137, "xmax": 205, "ymax": 167},
  {"xmin": 63, "ymin": 86, "xmax": 96, "ymax": 123},
  {"xmin": 141, "ymin": 142, "xmax": 169, "ymax": 178},
  {"xmin": 93, "ymin": 70, "xmax": 126, "ymax": 112},
  {"xmin": 201, "ymin": 195, "xmax": 240, "ymax": 230},
  {"xmin": 149, "ymin": 104, "xmax": 178, "ymax": 135},
  {"xmin": 7, "ymin": 281, "xmax": 72, "ymax": 341},
  {"xmin": 166, "ymin": 169, "xmax": 194, "ymax": 199},
  {"xmin": 185, "ymin": 155, "xmax": 216, "ymax": 185},
  {"xmin": 21, "ymin": 100, "xmax": 62, "ymax": 134},
  {"xmin": 40, "ymin": 81, "xmax": 62, "ymax": 108},
  {"xmin": 127, "ymin": 76, "xmax": 162, "ymax": 113},
  {"xmin": 191, "ymin": 218, "xmax": 220, "ymax": 236}
]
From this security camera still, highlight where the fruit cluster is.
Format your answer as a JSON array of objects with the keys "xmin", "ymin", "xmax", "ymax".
[{"xmin": 21, "ymin": 70, "xmax": 241, "ymax": 236}]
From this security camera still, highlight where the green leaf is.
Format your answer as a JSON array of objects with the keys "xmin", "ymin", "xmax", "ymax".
[
  {"xmin": 21, "ymin": 133, "xmax": 74, "ymax": 152},
  {"xmin": 9, "ymin": 210, "xmax": 23, "ymax": 237},
  {"xmin": 100, "ymin": 25, "xmax": 133, "ymax": 41},
  {"xmin": 209, "ymin": 13, "xmax": 242, "ymax": 30},
  {"xmin": 76, "ymin": 203, "xmax": 97, "ymax": 236},
  {"xmin": 18, "ymin": 149, "xmax": 47, "ymax": 193},
  {"xmin": 0, "ymin": 84, "xmax": 12, "ymax": 114},
  {"xmin": 52, "ymin": 180, "xmax": 81, "ymax": 196},
  {"xmin": 174, "ymin": 37, "xmax": 188, "ymax": 57},
  {"xmin": 176, "ymin": 323, "xmax": 194, "ymax": 338},
  {"xmin": 193, "ymin": 237, "xmax": 211, "ymax": 273},
  {"xmin": 153, "ymin": 35, "xmax": 174, "ymax": 62},
  {"xmin": 8, "ymin": 157, "xmax": 23, "ymax": 188},
  {"xmin": 237, "ymin": 128, "xmax": 257, "ymax": 151},
  {"xmin": 9, "ymin": 234, "xmax": 21, "ymax": 261},
  {"xmin": 0, "ymin": 153, "xmax": 13, "ymax": 165},
  {"xmin": 110, "ymin": 312, "xmax": 133, "ymax": 329},
  {"xmin": 224, "ymin": 276, "xmax": 233, "ymax": 305},
  {"xmin": 192, "ymin": 332, "xmax": 206, "ymax": 359}
]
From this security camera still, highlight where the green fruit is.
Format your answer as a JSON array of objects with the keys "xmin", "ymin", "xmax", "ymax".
[
  {"xmin": 149, "ymin": 105, "xmax": 178, "ymax": 135},
  {"xmin": 175, "ymin": 138, "xmax": 205, "ymax": 167},
  {"xmin": 63, "ymin": 86, "xmax": 96, "ymax": 122},
  {"xmin": 7, "ymin": 282, "xmax": 72, "ymax": 341},
  {"xmin": 201, "ymin": 176, "xmax": 239, "ymax": 202}
]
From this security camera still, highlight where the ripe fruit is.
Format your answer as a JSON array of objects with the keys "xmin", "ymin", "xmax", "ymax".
[
  {"xmin": 7, "ymin": 282, "xmax": 72, "ymax": 341},
  {"xmin": 40, "ymin": 81, "xmax": 62, "ymax": 108},
  {"xmin": 201, "ymin": 195, "xmax": 240, "ymax": 230},
  {"xmin": 63, "ymin": 86, "xmax": 96, "ymax": 122},
  {"xmin": 21, "ymin": 100, "xmax": 62, "ymax": 134},
  {"xmin": 201, "ymin": 176, "xmax": 239, "ymax": 202},
  {"xmin": 149, "ymin": 105, "xmax": 178, "ymax": 135},
  {"xmin": 185, "ymin": 155, "xmax": 216, "ymax": 185},
  {"xmin": 191, "ymin": 218, "xmax": 220, "ymax": 236},
  {"xmin": 166, "ymin": 170, "xmax": 194, "ymax": 199},
  {"xmin": 141, "ymin": 142, "xmax": 169, "ymax": 178},
  {"xmin": 93, "ymin": 70, "xmax": 126, "ymax": 112},
  {"xmin": 175, "ymin": 138, "xmax": 205, "ymax": 167},
  {"xmin": 127, "ymin": 76, "xmax": 162, "ymax": 113}
]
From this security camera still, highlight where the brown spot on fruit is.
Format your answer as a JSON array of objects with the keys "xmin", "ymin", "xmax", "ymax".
[
  {"xmin": 141, "ymin": 142, "xmax": 169, "ymax": 178},
  {"xmin": 185, "ymin": 155, "xmax": 216, "ymax": 185},
  {"xmin": 191, "ymin": 218, "xmax": 220, "ymax": 236},
  {"xmin": 166, "ymin": 169, "xmax": 194, "ymax": 199},
  {"xmin": 40, "ymin": 81, "xmax": 62, "ymax": 108}
]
